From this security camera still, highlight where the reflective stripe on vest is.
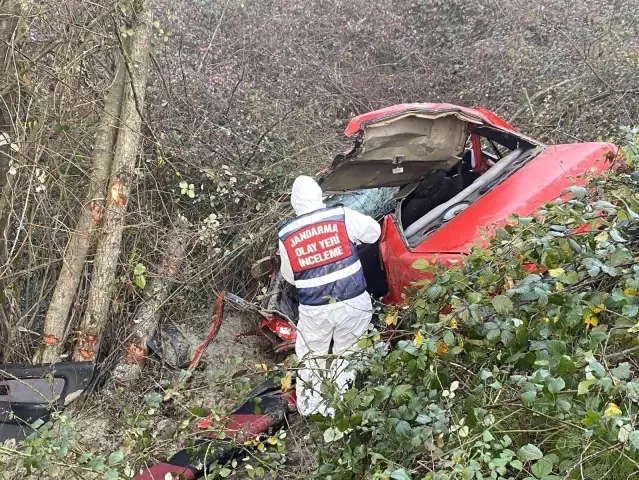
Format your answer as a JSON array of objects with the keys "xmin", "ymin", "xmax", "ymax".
[{"xmin": 278, "ymin": 206, "xmax": 367, "ymax": 306}]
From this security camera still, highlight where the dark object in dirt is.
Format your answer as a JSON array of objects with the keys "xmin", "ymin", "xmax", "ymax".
[
  {"xmin": 148, "ymin": 323, "xmax": 194, "ymax": 369},
  {"xmin": 0, "ymin": 362, "xmax": 94, "ymax": 442},
  {"xmin": 621, "ymin": 218, "xmax": 639, "ymax": 243},
  {"xmin": 134, "ymin": 377, "xmax": 295, "ymax": 480},
  {"xmin": 149, "ymin": 292, "xmax": 226, "ymax": 371}
]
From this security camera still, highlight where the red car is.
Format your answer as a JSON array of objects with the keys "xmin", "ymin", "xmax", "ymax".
[{"xmin": 256, "ymin": 102, "xmax": 616, "ymax": 352}]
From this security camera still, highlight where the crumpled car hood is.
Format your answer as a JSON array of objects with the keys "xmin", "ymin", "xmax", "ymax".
[{"xmin": 320, "ymin": 106, "xmax": 484, "ymax": 192}]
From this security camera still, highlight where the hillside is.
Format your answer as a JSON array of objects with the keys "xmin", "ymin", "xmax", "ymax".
[{"xmin": 1, "ymin": 0, "xmax": 639, "ymax": 479}]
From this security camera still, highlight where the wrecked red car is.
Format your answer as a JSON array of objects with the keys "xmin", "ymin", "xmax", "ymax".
[{"xmin": 256, "ymin": 103, "xmax": 616, "ymax": 351}]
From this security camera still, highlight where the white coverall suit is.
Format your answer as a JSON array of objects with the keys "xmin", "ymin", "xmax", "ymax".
[{"xmin": 278, "ymin": 176, "xmax": 381, "ymax": 416}]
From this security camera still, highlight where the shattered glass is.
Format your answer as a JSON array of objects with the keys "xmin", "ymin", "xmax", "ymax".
[{"xmin": 325, "ymin": 187, "xmax": 400, "ymax": 220}]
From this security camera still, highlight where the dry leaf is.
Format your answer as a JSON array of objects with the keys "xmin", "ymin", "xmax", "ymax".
[
  {"xmin": 604, "ymin": 402, "xmax": 621, "ymax": 417},
  {"xmin": 280, "ymin": 373, "xmax": 292, "ymax": 392},
  {"xmin": 436, "ymin": 341, "xmax": 448, "ymax": 355},
  {"xmin": 583, "ymin": 311, "xmax": 599, "ymax": 329}
]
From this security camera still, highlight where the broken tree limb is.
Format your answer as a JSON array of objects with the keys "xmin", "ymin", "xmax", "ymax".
[
  {"xmin": 112, "ymin": 219, "xmax": 190, "ymax": 384},
  {"xmin": 34, "ymin": 54, "xmax": 127, "ymax": 364},
  {"xmin": 508, "ymin": 78, "xmax": 579, "ymax": 124},
  {"xmin": 73, "ymin": 6, "xmax": 152, "ymax": 362}
]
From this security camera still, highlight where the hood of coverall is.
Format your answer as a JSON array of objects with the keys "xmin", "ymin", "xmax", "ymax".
[{"xmin": 290, "ymin": 176, "xmax": 325, "ymax": 216}]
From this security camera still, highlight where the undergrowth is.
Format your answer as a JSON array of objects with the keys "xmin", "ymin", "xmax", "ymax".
[{"xmin": 308, "ymin": 129, "xmax": 639, "ymax": 479}]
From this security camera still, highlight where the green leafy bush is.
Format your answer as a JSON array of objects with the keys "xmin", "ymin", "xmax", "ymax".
[{"xmin": 310, "ymin": 138, "xmax": 639, "ymax": 479}]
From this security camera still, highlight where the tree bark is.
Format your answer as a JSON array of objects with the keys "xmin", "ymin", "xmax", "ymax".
[
  {"xmin": 0, "ymin": 0, "xmax": 20, "ymax": 262},
  {"xmin": 73, "ymin": 7, "xmax": 152, "ymax": 362},
  {"xmin": 112, "ymin": 221, "xmax": 190, "ymax": 384},
  {"xmin": 0, "ymin": 0, "xmax": 21, "ymax": 360},
  {"xmin": 33, "ymin": 55, "xmax": 127, "ymax": 363}
]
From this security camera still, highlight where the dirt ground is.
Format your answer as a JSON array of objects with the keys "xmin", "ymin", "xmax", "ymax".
[{"xmin": 68, "ymin": 308, "xmax": 276, "ymax": 464}]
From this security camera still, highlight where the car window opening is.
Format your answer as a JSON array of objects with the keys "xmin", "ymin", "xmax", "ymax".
[{"xmin": 401, "ymin": 132, "xmax": 515, "ymax": 232}]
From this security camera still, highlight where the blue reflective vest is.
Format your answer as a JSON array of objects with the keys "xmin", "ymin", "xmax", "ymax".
[{"xmin": 278, "ymin": 206, "xmax": 367, "ymax": 306}]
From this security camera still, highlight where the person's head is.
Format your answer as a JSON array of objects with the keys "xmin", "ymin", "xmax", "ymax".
[{"xmin": 290, "ymin": 175, "xmax": 324, "ymax": 215}]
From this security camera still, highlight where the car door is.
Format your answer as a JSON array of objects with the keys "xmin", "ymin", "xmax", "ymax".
[{"xmin": 0, "ymin": 361, "xmax": 94, "ymax": 442}]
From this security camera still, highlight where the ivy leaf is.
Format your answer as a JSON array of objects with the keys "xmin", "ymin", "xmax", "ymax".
[
  {"xmin": 323, "ymin": 427, "xmax": 345, "ymax": 443},
  {"xmin": 546, "ymin": 340, "xmax": 566, "ymax": 357},
  {"xmin": 569, "ymin": 186, "xmax": 587, "ymax": 199},
  {"xmin": 392, "ymin": 384, "xmax": 414, "ymax": 402},
  {"xmin": 559, "ymin": 270, "xmax": 579, "ymax": 285},
  {"xmin": 501, "ymin": 329, "xmax": 515, "ymax": 345},
  {"xmin": 548, "ymin": 377, "xmax": 566, "ymax": 394},
  {"xmin": 578, "ymin": 378, "xmax": 598, "ymax": 395},
  {"xmin": 486, "ymin": 328, "xmax": 501, "ymax": 341},
  {"xmin": 412, "ymin": 259, "xmax": 429, "ymax": 270},
  {"xmin": 103, "ymin": 470, "xmax": 120, "ymax": 480},
  {"xmin": 443, "ymin": 330, "xmax": 455, "ymax": 346},
  {"xmin": 395, "ymin": 420, "xmax": 412, "ymax": 436},
  {"xmin": 390, "ymin": 469, "xmax": 412, "ymax": 480},
  {"xmin": 107, "ymin": 450, "xmax": 124, "ymax": 466},
  {"xmin": 133, "ymin": 263, "xmax": 146, "ymax": 276},
  {"xmin": 135, "ymin": 274, "xmax": 146, "ymax": 289},
  {"xmin": 611, "ymin": 363, "xmax": 632, "ymax": 380},
  {"xmin": 521, "ymin": 390, "xmax": 537, "ymax": 406},
  {"xmin": 531, "ymin": 458, "xmax": 553, "ymax": 478},
  {"xmin": 556, "ymin": 398, "xmax": 572, "ymax": 412},
  {"xmin": 589, "ymin": 360, "xmax": 606, "ymax": 379},
  {"xmin": 219, "ymin": 467, "xmax": 232, "ymax": 478},
  {"xmin": 629, "ymin": 430, "xmax": 639, "ymax": 449},
  {"xmin": 618, "ymin": 424, "xmax": 633, "ymax": 443},
  {"xmin": 492, "ymin": 295, "xmax": 514, "ymax": 313},
  {"xmin": 517, "ymin": 444, "xmax": 544, "ymax": 462},
  {"xmin": 626, "ymin": 381, "xmax": 639, "ymax": 401}
]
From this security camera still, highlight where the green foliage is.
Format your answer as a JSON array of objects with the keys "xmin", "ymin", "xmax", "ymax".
[{"xmin": 308, "ymin": 139, "xmax": 639, "ymax": 479}]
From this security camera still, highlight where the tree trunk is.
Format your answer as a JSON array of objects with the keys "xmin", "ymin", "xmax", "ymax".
[
  {"xmin": 0, "ymin": 0, "xmax": 20, "ymax": 262},
  {"xmin": 0, "ymin": 0, "xmax": 21, "ymax": 361},
  {"xmin": 33, "ymin": 55, "xmax": 127, "ymax": 363},
  {"xmin": 112, "ymin": 221, "xmax": 190, "ymax": 383},
  {"xmin": 73, "ymin": 7, "xmax": 152, "ymax": 362}
]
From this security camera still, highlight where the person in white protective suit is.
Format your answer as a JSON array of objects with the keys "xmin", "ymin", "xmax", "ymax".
[{"xmin": 277, "ymin": 175, "xmax": 381, "ymax": 416}]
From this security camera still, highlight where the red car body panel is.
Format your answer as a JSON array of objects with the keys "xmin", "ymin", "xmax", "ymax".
[{"xmin": 380, "ymin": 142, "xmax": 615, "ymax": 304}]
